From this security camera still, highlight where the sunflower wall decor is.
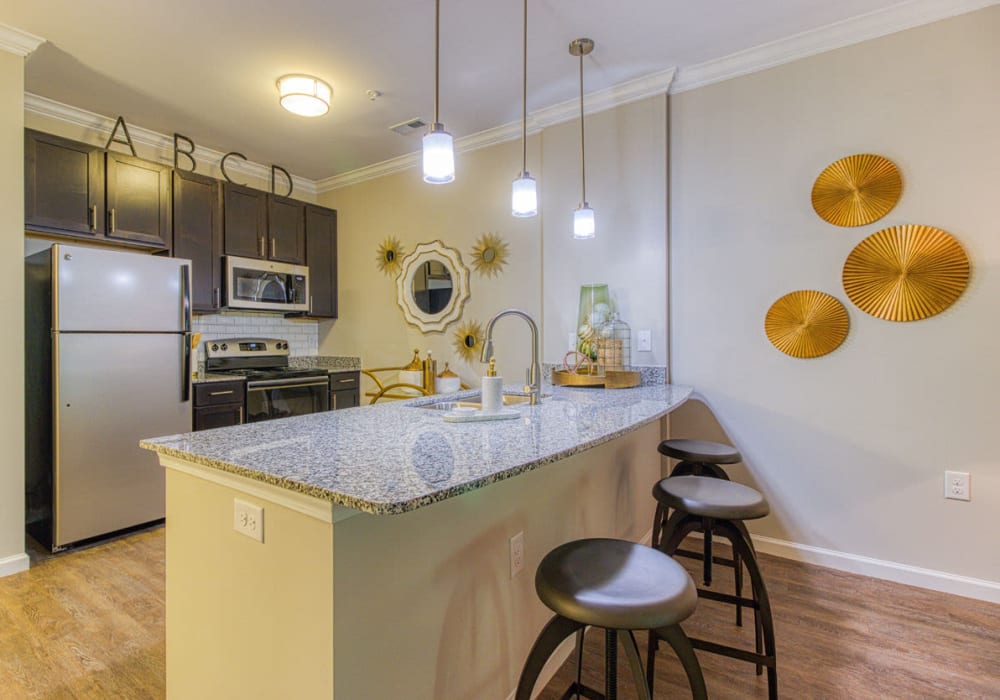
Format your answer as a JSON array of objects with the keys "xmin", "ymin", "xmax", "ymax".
[
  {"xmin": 811, "ymin": 153, "xmax": 902, "ymax": 227},
  {"xmin": 376, "ymin": 237, "xmax": 405, "ymax": 276},
  {"xmin": 452, "ymin": 320, "xmax": 484, "ymax": 363},
  {"xmin": 469, "ymin": 233, "xmax": 510, "ymax": 278},
  {"xmin": 765, "ymin": 290, "xmax": 850, "ymax": 358}
]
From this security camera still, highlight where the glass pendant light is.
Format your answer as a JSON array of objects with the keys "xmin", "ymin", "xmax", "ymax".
[
  {"xmin": 511, "ymin": 0, "xmax": 537, "ymax": 217},
  {"xmin": 423, "ymin": 0, "xmax": 455, "ymax": 184},
  {"xmin": 570, "ymin": 38, "xmax": 595, "ymax": 239}
]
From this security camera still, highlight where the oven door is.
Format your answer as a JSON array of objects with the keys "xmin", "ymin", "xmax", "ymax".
[
  {"xmin": 225, "ymin": 256, "xmax": 310, "ymax": 312},
  {"xmin": 246, "ymin": 377, "xmax": 330, "ymax": 422}
]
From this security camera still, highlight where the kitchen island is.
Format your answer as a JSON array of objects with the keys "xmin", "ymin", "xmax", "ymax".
[{"xmin": 141, "ymin": 382, "xmax": 692, "ymax": 699}]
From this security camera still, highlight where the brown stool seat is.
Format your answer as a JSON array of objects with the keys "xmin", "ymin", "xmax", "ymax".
[
  {"xmin": 536, "ymin": 538, "xmax": 697, "ymax": 630},
  {"xmin": 654, "ymin": 475, "xmax": 770, "ymax": 521},
  {"xmin": 658, "ymin": 438, "xmax": 742, "ymax": 464}
]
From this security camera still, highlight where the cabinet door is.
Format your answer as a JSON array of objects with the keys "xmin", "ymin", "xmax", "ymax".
[
  {"xmin": 173, "ymin": 171, "xmax": 222, "ymax": 313},
  {"xmin": 268, "ymin": 195, "xmax": 306, "ymax": 264},
  {"xmin": 25, "ymin": 129, "xmax": 104, "ymax": 237},
  {"xmin": 304, "ymin": 205, "xmax": 337, "ymax": 318},
  {"xmin": 105, "ymin": 151, "xmax": 172, "ymax": 249},
  {"xmin": 223, "ymin": 183, "xmax": 267, "ymax": 259},
  {"xmin": 193, "ymin": 403, "xmax": 244, "ymax": 431},
  {"xmin": 330, "ymin": 388, "xmax": 359, "ymax": 411}
]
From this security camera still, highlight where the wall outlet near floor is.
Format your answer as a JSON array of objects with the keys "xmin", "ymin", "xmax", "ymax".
[
  {"xmin": 510, "ymin": 531, "xmax": 525, "ymax": 578},
  {"xmin": 234, "ymin": 498, "xmax": 264, "ymax": 542},
  {"xmin": 944, "ymin": 471, "xmax": 970, "ymax": 501},
  {"xmin": 637, "ymin": 329, "xmax": 652, "ymax": 352}
]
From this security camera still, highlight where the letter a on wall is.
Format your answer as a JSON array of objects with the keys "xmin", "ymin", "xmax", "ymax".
[{"xmin": 105, "ymin": 116, "xmax": 137, "ymax": 157}]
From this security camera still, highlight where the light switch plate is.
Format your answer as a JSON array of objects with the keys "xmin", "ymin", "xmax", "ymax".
[
  {"xmin": 637, "ymin": 329, "xmax": 652, "ymax": 352},
  {"xmin": 234, "ymin": 498, "xmax": 264, "ymax": 542}
]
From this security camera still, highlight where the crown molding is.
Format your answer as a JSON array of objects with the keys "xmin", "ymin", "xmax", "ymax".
[
  {"xmin": 23, "ymin": 92, "xmax": 317, "ymax": 198},
  {"xmin": 316, "ymin": 67, "xmax": 677, "ymax": 192},
  {"xmin": 671, "ymin": 0, "xmax": 1000, "ymax": 93},
  {"xmin": 0, "ymin": 23, "xmax": 45, "ymax": 57}
]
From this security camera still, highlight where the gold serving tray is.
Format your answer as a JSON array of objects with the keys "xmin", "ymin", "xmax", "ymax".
[{"xmin": 551, "ymin": 369, "xmax": 641, "ymax": 389}]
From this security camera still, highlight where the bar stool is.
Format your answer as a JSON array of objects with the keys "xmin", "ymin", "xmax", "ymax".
[
  {"xmin": 653, "ymin": 438, "xmax": 748, "ymax": 629},
  {"xmin": 648, "ymin": 475, "xmax": 777, "ymax": 700},
  {"xmin": 515, "ymin": 538, "xmax": 706, "ymax": 700}
]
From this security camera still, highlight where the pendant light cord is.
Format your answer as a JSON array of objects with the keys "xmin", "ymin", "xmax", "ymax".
[
  {"xmin": 578, "ymin": 51, "xmax": 586, "ymax": 203},
  {"xmin": 434, "ymin": 0, "xmax": 441, "ymax": 125},
  {"xmin": 521, "ymin": 0, "xmax": 528, "ymax": 172}
]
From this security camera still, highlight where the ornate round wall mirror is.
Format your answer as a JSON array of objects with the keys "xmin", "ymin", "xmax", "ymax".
[{"xmin": 396, "ymin": 241, "xmax": 470, "ymax": 333}]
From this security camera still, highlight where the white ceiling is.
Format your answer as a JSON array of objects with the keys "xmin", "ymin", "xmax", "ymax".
[{"xmin": 2, "ymin": 0, "xmax": 932, "ymax": 180}]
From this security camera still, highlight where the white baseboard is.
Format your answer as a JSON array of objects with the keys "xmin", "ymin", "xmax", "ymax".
[
  {"xmin": 751, "ymin": 535, "xmax": 1000, "ymax": 605},
  {"xmin": 0, "ymin": 552, "xmax": 29, "ymax": 578}
]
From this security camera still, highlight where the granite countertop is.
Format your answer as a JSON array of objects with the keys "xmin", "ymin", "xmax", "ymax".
[
  {"xmin": 193, "ymin": 373, "xmax": 245, "ymax": 385},
  {"xmin": 141, "ymin": 383, "xmax": 692, "ymax": 515}
]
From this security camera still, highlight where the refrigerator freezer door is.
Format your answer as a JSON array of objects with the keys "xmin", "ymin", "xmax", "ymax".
[
  {"xmin": 54, "ymin": 244, "xmax": 191, "ymax": 332},
  {"xmin": 53, "ymin": 332, "xmax": 192, "ymax": 547}
]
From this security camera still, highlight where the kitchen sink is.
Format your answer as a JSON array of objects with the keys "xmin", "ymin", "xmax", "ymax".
[{"xmin": 415, "ymin": 392, "xmax": 546, "ymax": 411}]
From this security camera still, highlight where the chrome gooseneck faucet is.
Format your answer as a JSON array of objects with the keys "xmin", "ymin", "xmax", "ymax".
[{"xmin": 481, "ymin": 308, "xmax": 542, "ymax": 405}]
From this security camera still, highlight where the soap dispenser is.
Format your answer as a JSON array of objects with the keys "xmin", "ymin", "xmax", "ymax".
[{"xmin": 481, "ymin": 357, "xmax": 503, "ymax": 413}]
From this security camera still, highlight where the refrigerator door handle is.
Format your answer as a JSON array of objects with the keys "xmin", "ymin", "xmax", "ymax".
[
  {"xmin": 180, "ymin": 264, "xmax": 192, "ymax": 332},
  {"xmin": 181, "ymin": 333, "xmax": 192, "ymax": 402}
]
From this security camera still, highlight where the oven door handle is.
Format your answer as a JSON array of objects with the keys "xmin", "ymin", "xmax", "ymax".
[{"xmin": 247, "ymin": 379, "xmax": 330, "ymax": 390}]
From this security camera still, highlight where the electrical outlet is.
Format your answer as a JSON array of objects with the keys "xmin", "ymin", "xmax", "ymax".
[
  {"xmin": 234, "ymin": 499, "xmax": 264, "ymax": 542},
  {"xmin": 510, "ymin": 531, "xmax": 525, "ymax": 578},
  {"xmin": 944, "ymin": 471, "xmax": 970, "ymax": 501},
  {"xmin": 637, "ymin": 329, "xmax": 652, "ymax": 352}
]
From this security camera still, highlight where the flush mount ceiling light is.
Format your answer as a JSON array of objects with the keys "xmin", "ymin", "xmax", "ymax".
[
  {"xmin": 423, "ymin": 0, "xmax": 455, "ymax": 184},
  {"xmin": 570, "ymin": 38, "xmax": 595, "ymax": 239},
  {"xmin": 511, "ymin": 0, "xmax": 537, "ymax": 217},
  {"xmin": 276, "ymin": 74, "xmax": 332, "ymax": 117}
]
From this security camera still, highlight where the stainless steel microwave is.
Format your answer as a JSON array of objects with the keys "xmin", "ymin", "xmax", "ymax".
[{"xmin": 225, "ymin": 256, "xmax": 310, "ymax": 312}]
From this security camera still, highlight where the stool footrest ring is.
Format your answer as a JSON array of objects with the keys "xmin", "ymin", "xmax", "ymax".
[
  {"xmin": 697, "ymin": 588, "xmax": 759, "ymax": 609},
  {"xmin": 559, "ymin": 681, "xmax": 607, "ymax": 700},
  {"xmin": 690, "ymin": 637, "xmax": 776, "ymax": 669}
]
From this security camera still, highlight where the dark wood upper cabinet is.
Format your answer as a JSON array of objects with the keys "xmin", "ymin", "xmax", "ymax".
[
  {"xmin": 173, "ymin": 171, "xmax": 222, "ymax": 313},
  {"xmin": 304, "ymin": 205, "xmax": 337, "ymax": 318},
  {"xmin": 223, "ymin": 183, "xmax": 267, "ymax": 259},
  {"xmin": 268, "ymin": 195, "xmax": 306, "ymax": 264},
  {"xmin": 105, "ymin": 152, "xmax": 172, "ymax": 250},
  {"xmin": 25, "ymin": 129, "xmax": 104, "ymax": 237}
]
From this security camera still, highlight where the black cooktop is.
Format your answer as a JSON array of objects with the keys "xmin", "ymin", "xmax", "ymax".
[{"xmin": 213, "ymin": 367, "xmax": 329, "ymax": 381}]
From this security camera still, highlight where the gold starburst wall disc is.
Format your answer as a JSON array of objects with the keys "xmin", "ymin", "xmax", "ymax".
[
  {"xmin": 842, "ymin": 224, "xmax": 969, "ymax": 322},
  {"xmin": 469, "ymin": 233, "xmax": 510, "ymax": 278},
  {"xmin": 376, "ymin": 237, "xmax": 405, "ymax": 277},
  {"xmin": 811, "ymin": 154, "xmax": 902, "ymax": 227},
  {"xmin": 452, "ymin": 320, "xmax": 484, "ymax": 363},
  {"xmin": 765, "ymin": 290, "xmax": 849, "ymax": 358}
]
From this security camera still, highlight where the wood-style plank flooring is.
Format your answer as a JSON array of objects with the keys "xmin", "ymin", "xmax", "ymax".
[
  {"xmin": 537, "ymin": 546, "xmax": 1000, "ymax": 699},
  {"xmin": 0, "ymin": 529, "xmax": 165, "ymax": 699},
  {"xmin": 1, "ymin": 528, "xmax": 998, "ymax": 699}
]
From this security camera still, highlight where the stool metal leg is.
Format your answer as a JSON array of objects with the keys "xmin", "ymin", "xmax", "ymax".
[
  {"xmin": 515, "ymin": 614, "xmax": 584, "ymax": 700},
  {"xmin": 651, "ymin": 502, "xmax": 666, "ymax": 549},
  {"xmin": 646, "ymin": 624, "xmax": 708, "ymax": 700},
  {"xmin": 735, "ymin": 549, "xmax": 744, "ymax": 627},
  {"xmin": 702, "ymin": 517, "xmax": 714, "ymax": 586},
  {"xmin": 620, "ymin": 630, "xmax": 652, "ymax": 700},
  {"xmin": 573, "ymin": 628, "xmax": 585, "ymax": 698},
  {"xmin": 605, "ymin": 629, "xmax": 617, "ymax": 700}
]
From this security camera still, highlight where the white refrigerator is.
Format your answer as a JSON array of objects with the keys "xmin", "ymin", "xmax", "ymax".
[{"xmin": 26, "ymin": 244, "xmax": 193, "ymax": 550}]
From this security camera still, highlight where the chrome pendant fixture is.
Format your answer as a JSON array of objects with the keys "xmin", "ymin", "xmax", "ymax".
[
  {"xmin": 423, "ymin": 0, "xmax": 455, "ymax": 184},
  {"xmin": 511, "ymin": 0, "xmax": 537, "ymax": 217},
  {"xmin": 570, "ymin": 38, "xmax": 595, "ymax": 239}
]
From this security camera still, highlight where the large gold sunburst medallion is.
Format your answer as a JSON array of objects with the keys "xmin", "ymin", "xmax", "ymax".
[
  {"xmin": 842, "ymin": 224, "xmax": 969, "ymax": 322},
  {"xmin": 765, "ymin": 290, "xmax": 849, "ymax": 358},
  {"xmin": 811, "ymin": 154, "xmax": 902, "ymax": 227}
]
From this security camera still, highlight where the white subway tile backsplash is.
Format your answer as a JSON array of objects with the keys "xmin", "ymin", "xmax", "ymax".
[{"xmin": 193, "ymin": 312, "xmax": 318, "ymax": 359}]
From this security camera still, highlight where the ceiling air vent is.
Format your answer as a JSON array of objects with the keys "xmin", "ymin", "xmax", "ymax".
[{"xmin": 389, "ymin": 118, "xmax": 428, "ymax": 136}]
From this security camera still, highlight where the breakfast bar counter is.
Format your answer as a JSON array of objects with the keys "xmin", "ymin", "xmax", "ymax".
[{"xmin": 141, "ymin": 383, "xmax": 692, "ymax": 699}]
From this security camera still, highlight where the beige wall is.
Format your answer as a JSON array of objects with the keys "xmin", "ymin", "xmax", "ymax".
[
  {"xmin": 318, "ymin": 94, "xmax": 669, "ymax": 389},
  {"xmin": 670, "ymin": 7, "xmax": 1000, "ymax": 584},
  {"xmin": 0, "ymin": 51, "xmax": 26, "ymax": 571}
]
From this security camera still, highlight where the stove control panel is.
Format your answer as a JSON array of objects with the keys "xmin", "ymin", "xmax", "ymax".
[{"xmin": 205, "ymin": 337, "xmax": 290, "ymax": 360}]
